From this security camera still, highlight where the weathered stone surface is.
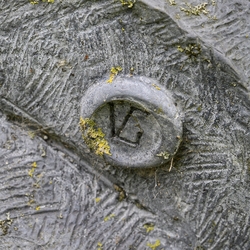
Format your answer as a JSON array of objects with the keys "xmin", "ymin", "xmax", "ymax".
[
  {"xmin": 81, "ymin": 76, "xmax": 183, "ymax": 168},
  {"xmin": 0, "ymin": 0, "xmax": 249, "ymax": 249}
]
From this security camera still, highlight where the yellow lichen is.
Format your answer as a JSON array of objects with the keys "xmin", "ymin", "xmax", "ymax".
[
  {"xmin": 31, "ymin": 162, "xmax": 37, "ymax": 168},
  {"xmin": 152, "ymin": 84, "xmax": 161, "ymax": 90},
  {"xmin": 107, "ymin": 66, "xmax": 122, "ymax": 83},
  {"xmin": 95, "ymin": 197, "xmax": 101, "ymax": 203},
  {"xmin": 146, "ymin": 240, "xmax": 161, "ymax": 250},
  {"xmin": 197, "ymin": 105, "xmax": 202, "ymax": 112},
  {"xmin": 28, "ymin": 161, "xmax": 37, "ymax": 177},
  {"xmin": 169, "ymin": 0, "xmax": 176, "ymax": 5},
  {"xmin": 104, "ymin": 214, "xmax": 115, "ymax": 222},
  {"xmin": 177, "ymin": 45, "xmax": 184, "ymax": 53},
  {"xmin": 177, "ymin": 43, "xmax": 202, "ymax": 58},
  {"xmin": 181, "ymin": 3, "xmax": 208, "ymax": 16},
  {"xmin": 0, "ymin": 213, "xmax": 13, "ymax": 235},
  {"xmin": 27, "ymin": 199, "xmax": 35, "ymax": 206},
  {"xmin": 97, "ymin": 242, "xmax": 103, "ymax": 250},
  {"xmin": 175, "ymin": 13, "xmax": 181, "ymax": 19},
  {"xmin": 210, "ymin": 15, "xmax": 217, "ymax": 20},
  {"xmin": 35, "ymin": 206, "xmax": 40, "ymax": 211},
  {"xmin": 33, "ymin": 182, "xmax": 40, "ymax": 188},
  {"xmin": 155, "ymin": 108, "xmax": 163, "ymax": 114},
  {"xmin": 114, "ymin": 184, "xmax": 126, "ymax": 201},
  {"xmin": 28, "ymin": 168, "xmax": 35, "ymax": 177},
  {"xmin": 156, "ymin": 151, "xmax": 170, "ymax": 160},
  {"xmin": 79, "ymin": 117, "xmax": 111, "ymax": 156},
  {"xmin": 120, "ymin": 0, "xmax": 136, "ymax": 8},
  {"xmin": 30, "ymin": 0, "xmax": 54, "ymax": 4},
  {"xmin": 28, "ymin": 131, "xmax": 35, "ymax": 139},
  {"xmin": 143, "ymin": 223, "xmax": 155, "ymax": 233}
]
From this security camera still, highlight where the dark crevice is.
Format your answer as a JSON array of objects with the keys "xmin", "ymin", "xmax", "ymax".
[
  {"xmin": 115, "ymin": 106, "xmax": 136, "ymax": 136},
  {"xmin": 109, "ymin": 102, "xmax": 116, "ymax": 137}
]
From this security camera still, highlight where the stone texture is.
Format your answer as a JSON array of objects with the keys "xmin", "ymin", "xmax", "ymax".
[{"xmin": 0, "ymin": 0, "xmax": 249, "ymax": 249}]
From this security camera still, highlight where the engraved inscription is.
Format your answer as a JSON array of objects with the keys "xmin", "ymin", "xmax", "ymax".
[{"xmin": 109, "ymin": 103, "xmax": 149, "ymax": 147}]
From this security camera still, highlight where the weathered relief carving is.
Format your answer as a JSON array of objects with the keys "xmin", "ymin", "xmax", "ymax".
[{"xmin": 0, "ymin": 0, "xmax": 249, "ymax": 249}]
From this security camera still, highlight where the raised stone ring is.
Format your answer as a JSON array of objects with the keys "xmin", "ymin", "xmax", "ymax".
[{"xmin": 80, "ymin": 76, "xmax": 183, "ymax": 168}]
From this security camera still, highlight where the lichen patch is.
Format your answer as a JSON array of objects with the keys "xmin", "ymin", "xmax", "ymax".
[
  {"xmin": 107, "ymin": 66, "xmax": 122, "ymax": 83},
  {"xmin": 79, "ymin": 117, "xmax": 111, "ymax": 156}
]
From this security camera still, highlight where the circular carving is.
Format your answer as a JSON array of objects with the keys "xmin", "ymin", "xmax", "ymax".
[{"xmin": 81, "ymin": 76, "xmax": 182, "ymax": 168}]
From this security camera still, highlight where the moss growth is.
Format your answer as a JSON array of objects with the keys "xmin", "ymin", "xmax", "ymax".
[
  {"xmin": 146, "ymin": 239, "xmax": 161, "ymax": 250},
  {"xmin": 79, "ymin": 117, "xmax": 111, "ymax": 156},
  {"xmin": 107, "ymin": 66, "xmax": 123, "ymax": 83}
]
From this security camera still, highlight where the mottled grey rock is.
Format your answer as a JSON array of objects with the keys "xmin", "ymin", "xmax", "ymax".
[{"xmin": 0, "ymin": 0, "xmax": 249, "ymax": 249}]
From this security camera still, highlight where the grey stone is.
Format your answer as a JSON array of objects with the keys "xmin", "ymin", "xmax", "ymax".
[
  {"xmin": 0, "ymin": 0, "xmax": 249, "ymax": 249},
  {"xmin": 81, "ymin": 76, "xmax": 182, "ymax": 168}
]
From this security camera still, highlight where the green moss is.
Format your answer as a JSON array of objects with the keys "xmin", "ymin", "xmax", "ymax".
[{"xmin": 79, "ymin": 117, "xmax": 111, "ymax": 156}]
